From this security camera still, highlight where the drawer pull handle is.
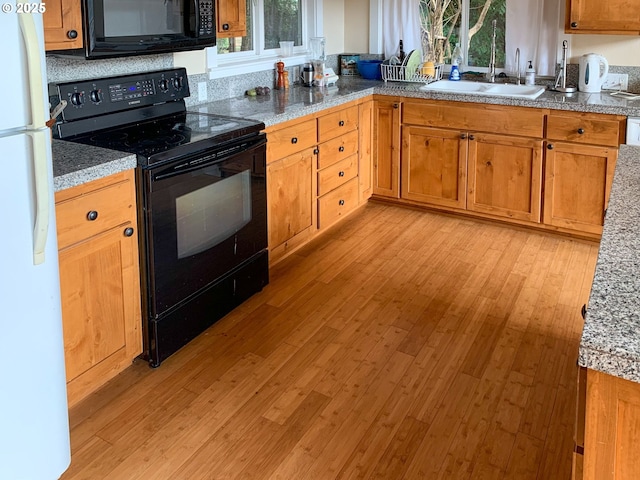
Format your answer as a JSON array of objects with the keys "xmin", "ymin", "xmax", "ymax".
[
  {"xmin": 124, "ymin": 227, "xmax": 135, "ymax": 237},
  {"xmin": 339, "ymin": 199, "xmax": 345, "ymax": 206},
  {"xmin": 67, "ymin": 30, "xmax": 78, "ymax": 39},
  {"xmin": 547, "ymin": 144, "xmax": 554, "ymax": 150},
  {"xmin": 339, "ymin": 171, "xmax": 345, "ymax": 177},
  {"xmin": 339, "ymin": 120, "xmax": 345, "ymax": 127},
  {"xmin": 460, "ymin": 133, "xmax": 467, "ymax": 139},
  {"xmin": 581, "ymin": 304, "xmax": 587, "ymax": 319},
  {"xmin": 313, "ymin": 148, "xmax": 319, "ymax": 155},
  {"xmin": 87, "ymin": 210, "xmax": 98, "ymax": 221},
  {"xmin": 291, "ymin": 137, "xmax": 298, "ymax": 144},
  {"xmin": 577, "ymin": 128, "xmax": 585, "ymax": 134},
  {"xmin": 339, "ymin": 146, "xmax": 345, "ymax": 152},
  {"xmin": 468, "ymin": 134, "xmax": 475, "ymax": 141},
  {"xmin": 393, "ymin": 103, "xmax": 399, "ymax": 109}
]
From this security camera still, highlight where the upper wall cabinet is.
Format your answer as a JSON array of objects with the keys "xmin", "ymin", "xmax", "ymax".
[
  {"xmin": 566, "ymin": 0, "xmax": 640, "ymax": 34},
  {"xmin": 43, "ymin": 0, "xmax": 84, "ymax": 51},
  {"xmin": 216, "ymin": 0, "xmax": 247, "ymax": 38}
]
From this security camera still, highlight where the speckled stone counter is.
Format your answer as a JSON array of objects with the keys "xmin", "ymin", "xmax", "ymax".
[
  {"xmin": 191, "ymin": 77, "xmax": 640, "ymax": 125},
  {"xmin": 53, "ymin": 77, "xmax": 640, "ymax": 189},
  {"xmin": 52, "ymin": 140, "xmax": 136, "ymax": 192},
  {"xmin": 579, "ymin": 145, "xmax": 640, "ymax": 383}
]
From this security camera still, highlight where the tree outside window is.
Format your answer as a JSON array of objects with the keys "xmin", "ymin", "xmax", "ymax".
[{"xmin": 420, "ymin": 0, "xmax": 506, "ymax": 69}]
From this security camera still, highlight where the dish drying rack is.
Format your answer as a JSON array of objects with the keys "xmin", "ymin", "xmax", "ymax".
[{"xmin": 381, "ymin": 63, "xmax": 444, "ymax": 84}]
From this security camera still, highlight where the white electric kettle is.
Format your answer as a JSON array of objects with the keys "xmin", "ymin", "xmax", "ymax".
[{"xmin": 579, "ymin": 53, "xmax": 609, "ymax": 93}]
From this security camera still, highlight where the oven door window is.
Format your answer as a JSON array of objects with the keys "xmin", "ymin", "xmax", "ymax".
[
  {"xmin": 146, "ymin": 142, "xmax": 267, "ymax": 317},
  {"xmin": 176, "ymin": 169, "xmax": 252, "ymax": 259}
]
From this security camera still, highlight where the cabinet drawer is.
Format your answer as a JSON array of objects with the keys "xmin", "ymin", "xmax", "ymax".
[
  {"xmin": 318, "ymin": 154, "xmax": 358, "ymax": 196},
  {"xmin": 318, "ymin": 177, "xmax": 359, "ymax": 229},
  {"xmin": 318, "ymin": 105, "xmax": 359, "ymax": 142},
  {"xmin": 547, "ymin": 113, "xmax": 623, "ymax": 147},
  {"xmin": 403, "ymin": 101, "xmax": 545, "ymax": 138},
  {"xmin": 56, "ymin": 177, "xmax": 135, "ymax": 249},
  {"xmin": 317, "ymin": 129, "xmax": 359, "ymax": 169},
  {"xmin": 267, "ymin": 118, "xmax": 317, "ymax": 161}
]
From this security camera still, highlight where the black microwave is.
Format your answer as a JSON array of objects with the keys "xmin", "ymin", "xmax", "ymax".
[{"xmin": 80, "ymin": 0, "xmax": 216, "ymax": 59}]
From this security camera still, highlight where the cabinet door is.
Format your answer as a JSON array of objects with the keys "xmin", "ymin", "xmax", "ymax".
[
  {"xmin": 567, "ymin": 0, "xmax": 640, "ymax": 34},
  {"xmin": 59, "ymin": 223, "xmax": 142, "ymax": 407},
  {"xmin": 43, "ymin": 0, "xmax": 83, "ymax": 51},
  {"xmin": 267, "ymin": 148, "xmax": 316, "ymax": 261},
  {"xmin": 216, "ymin": 0, "xmax": 247, "ymax": 38},
  {"xmin": 358, "ymin": 100, "xmax": 374, "ymax": 203},
  {"xmin": 401, "ymin": 126, "xmax": 467, "ymax": 209},
  {"xmin": 467, "ymin": 133, "xmax": 543, "ymax": 222},
  {"xmin": 543, "ymin": 142, "xmax": 617, "ymax": 235},
  {"xmin": 373, "ymin": 100, "xmax": 401, "ymax": 198}
]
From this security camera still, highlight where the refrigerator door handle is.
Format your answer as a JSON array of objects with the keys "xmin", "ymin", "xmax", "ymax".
[
  {"xmin": 29, "ymin": 129, "xmax": 50, "ymax": 265},
  {"xmin": 18, "ymin": 3, "xmax": 47, "ymax": 130}
]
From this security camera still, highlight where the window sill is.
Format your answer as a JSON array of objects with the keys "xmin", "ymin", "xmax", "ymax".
[{"xmin": 208, "ymin": 53, "xmax": 309, "ymax": 79}]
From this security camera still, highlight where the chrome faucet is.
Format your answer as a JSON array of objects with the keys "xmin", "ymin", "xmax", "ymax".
[
  {"xmin": 487, "ymin": 19, "xmax": 497, "ymax": 83},
  {"xmin": 515, "ymin": 48, "xmax": 521, "ymax": 85}
]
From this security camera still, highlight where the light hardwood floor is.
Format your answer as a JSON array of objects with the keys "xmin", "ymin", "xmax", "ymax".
[{"xmin": 61, "ymin": 202, "xmax": 599, "ymax": 480}]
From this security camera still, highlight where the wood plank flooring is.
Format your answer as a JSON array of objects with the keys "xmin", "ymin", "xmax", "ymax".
[{"xmin": 60, "ymin": 203, "xmax": 599, "ymax": 480}]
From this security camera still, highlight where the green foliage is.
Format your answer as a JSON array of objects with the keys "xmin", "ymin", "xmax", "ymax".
[{"xmin": 264, "ymin": 0, "xmax": 302, "ymax": 49}]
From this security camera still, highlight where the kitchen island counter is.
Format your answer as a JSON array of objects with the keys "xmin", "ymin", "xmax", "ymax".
[{"xmin": 579, "ymin": 144, "xmax": 640, "ymax": 383}]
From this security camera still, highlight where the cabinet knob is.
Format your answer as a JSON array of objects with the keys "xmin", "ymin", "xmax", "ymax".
[
  {"xmin": 547, "ymin": 144, "xmax": 554, "ymax": 150},
  {"xmin": 338, "ymin": 145, "xmax": 345, "ymax": 152},
  {"xmin": 313, "ymin": 148, "xmax": 319, "ymax": 155},
  {"xmin": 460, "ymin": 133, "xmax": 467, "ymax": 139},
  {"xmin": 86, "ymin": 210, "xmax": 98, "ymax": 221},
  {"xmin": 67, "ymin": 30, "xmax": 78, "ymax": 39},
  {"xmin": 222, "ymin": 23, "xmax": 230, "ymax": 31},
  {"xmin": 393, "ymin": 104, "xmax": 399, "ymax": 109},
  {"xmin": 571, "ymin": 22, "xmax": 578, "ymax": 28},
  {"xmin": 468, "ymin": 134, "xmax": 475, "ymax": 141},
  {"xmin": 291, "ymin": 137, "xmax": 298, "ymax": 144},
  {"xmin": 581, "ymin": 304, "xmax": 587, "ymax": 319},
  {"xmin": 123, "ymin": 227, "xmax": 135, "ymax": 237},
  {"xmin": 338, "ymin": 199, "xmax": 345, "ymax": 206},
  {"xmin": 577, "ymin": 128, "xmax": 585, "ymax": 134},
  {"xmin": 339, "ymin": 120, "xmax": 345, "ymax": 127},
  {"xmin": 338, "ymin": 171, "xmax": 345, "ymax": 177}
]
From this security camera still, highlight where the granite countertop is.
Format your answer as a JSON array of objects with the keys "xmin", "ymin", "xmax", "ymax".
[
  {"xmin": 52, "ymin": 140, "xmax": 136, "ymax": 192},
  {"xmin": 52, "ymin": 77, "xmax": 640, "ymax": 188},
  {"xmin": 579, "ymin": 145, "xmax": 640, "ymax": 383}
]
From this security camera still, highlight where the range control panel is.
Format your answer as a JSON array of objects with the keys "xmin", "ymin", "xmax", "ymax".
[{"xmin": 54, "ymin": 68, "xmax": 190, "ymax": 122}]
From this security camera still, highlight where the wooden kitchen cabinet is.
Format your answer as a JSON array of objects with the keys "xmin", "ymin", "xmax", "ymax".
[
  {"xmin": 267, "ymin": 147, "xmax": 316, "ymax": 262},
  {"xmin": 397, "ymin": 100, "xmax": 545, "ymax": 223},
  {"xmin": 468, "ymin": 133, "xmax": 543, "ymax": 222},
  {"xmin": 43, "ymin": 0, "xmax": 83, "ymax": 51},
  {"xmin": 216, "ymin": 0, "xmax": 247, "ymax": 38},
  {"xmin": 544, "ymin": 111, "xmax": 625, "ymax": 236},
  {"xmin": 579, "ymin": 369, "xmax": 640, "ymax": 480},
  {"xmin": 401, "ymin": 126, "xmax": 467, "ymax": 209},
  {"xmin": 55, "ymin": 169, "xmax": 142, "ymax": 408},
  {"xmin": 358, "ymin": 100, "xmax": 374, "ymax": 203},
  {"xmin": 566, "ymin": 0, "xmax": 640, "ymax": 34},
  {"xmin": 373, "ymin": 97, "xmax": 401, "ymax": 198}
]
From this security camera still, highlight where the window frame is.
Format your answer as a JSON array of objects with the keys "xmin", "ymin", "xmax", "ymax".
[{"xmin": 208, "ymin": 0, "xmax": 322, "ymax": 79}]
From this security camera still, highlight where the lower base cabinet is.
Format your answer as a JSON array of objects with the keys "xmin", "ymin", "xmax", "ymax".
[
  {"xmin": 577, "ymin": 368, "xmax": 640, "ymax": 480},
  {"xmin": 55, "ymin": 170, "xmax": 142, "ymax": 408}
]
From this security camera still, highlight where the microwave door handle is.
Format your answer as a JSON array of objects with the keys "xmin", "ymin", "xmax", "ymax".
[{"xmin": 192, "ymin": 0, "xmax": 201, "ymax": 37}]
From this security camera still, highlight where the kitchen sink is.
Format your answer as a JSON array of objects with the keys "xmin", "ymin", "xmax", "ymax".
[{"xmin": 419, "ymin": 80, "xmax": 546, "ymax": 100}]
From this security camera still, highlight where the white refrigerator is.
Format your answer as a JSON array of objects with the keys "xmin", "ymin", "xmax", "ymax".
[{"xmin": 0, "ymin": 2, "xmax": 71, "ymax": 479}]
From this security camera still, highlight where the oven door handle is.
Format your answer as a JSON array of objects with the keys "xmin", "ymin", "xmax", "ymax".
[{"xmin": 152, "ymin": 136, "xmax": 266, "ymax": 182}]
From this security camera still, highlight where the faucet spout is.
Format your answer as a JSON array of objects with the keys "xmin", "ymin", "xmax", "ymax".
[
  {"xmin": 487, "ymin": 19, "xmax": 497, "ymax": 83},
  {"xmin": 515, "ymin": 48, "xmax": 521, "ymax": 85}
]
